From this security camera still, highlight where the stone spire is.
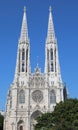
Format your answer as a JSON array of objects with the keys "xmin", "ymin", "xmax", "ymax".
[
  {"xmin": 14, "ymin": 7, "xmax": 30, "ymax": 83},
  {"xmin": 19, "ymin": 6, "xmax": 29, "ymax": 43},
  {"xmin": 45, "ymin": 6, "xmax": 61, "ymax": 80},
  {"xmin": 46, "ymin": 6, "xmax": 55, "ymax": 43}
]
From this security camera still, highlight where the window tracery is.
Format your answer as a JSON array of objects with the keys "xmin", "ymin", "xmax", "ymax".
[
  {"xmin": 32, "ymin": 90, "xmax": 43, "ymax": 103},
  {"xmin": 50, "ymin": 90, "xmax": 56, "ymax": 104},
  {"xmin": 19, "ymin": 90, "xmax": 25, "ymax": 104}
]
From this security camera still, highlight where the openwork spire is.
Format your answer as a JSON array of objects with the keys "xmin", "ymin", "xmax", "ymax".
[
  {"xmin": 19, "ymin": 6, "xmax": 29, "ymax": 42},
  {"xmin": 47, "ymin": 6, "xmax": 55, "ymax": 42}
]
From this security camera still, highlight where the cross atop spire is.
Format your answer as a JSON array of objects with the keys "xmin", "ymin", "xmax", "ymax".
[
  {"xmin": 49, "ymin": 6, "xmax": 52, "ymax": 12},
  {"xmin": 46, "ymin": 6, "xmax": 55, "ymax": 43},
  {"xmin": 19, "ymin": 6, "xmax": 29, "ymax": 43},
  {"xmin": 24, "ymin": 6, "xmax": 26, "ymax": 12}
]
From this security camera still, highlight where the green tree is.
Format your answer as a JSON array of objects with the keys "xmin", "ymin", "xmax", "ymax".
[
  {"xmin": 0, "ymin": 114, "xmax": 4, "ymax": 130},
  {"xmin": 35, "ymin": 99, "xmax": 78, "ymax": 130}
]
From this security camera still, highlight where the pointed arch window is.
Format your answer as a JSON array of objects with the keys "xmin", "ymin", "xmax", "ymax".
[
  {"xmin": 47, "ymin": 49, "xmax": 49, "ymax": 72},
  {"xmin": 26, "ymin": 49, "xmax": 28, "ymax": 59},
  {"xmin": 22, "ymin": 63, "xmax": 25, "ymax": 72},
  {"xmin": 55, "ymin": 48, "xmax": 56, "ymax": 72},
  {"xmin": 50, "ymin": 48, "xmax": 53, "ymax": 60},
  {"xmin": 51, "ymin": 62, "xmax": 54, "ymax": 72},
  {"xmin": 50, "ymin": 90, "xmax": 56, "ymax": 104},
  {"xmin": 22, "ymin": 49, "xmax": 25, "ymax": 60},
  {"xmin": 26, "ymin": 49, "xmax": 28, "ymax": 72},
  {"xmin": 10, "ymin": 99, "xmax": 12, "ymax": 108},
  {"xmin": 47, "ymin": 49, "xmax": 49, "ymax": 60},
  {"xmin": 19, "ymin": 90, "xmax": 25, "ymax": 104},
  {"xmin": 19, "ymin": 50, "xmax": 20, "ymax": 72}
]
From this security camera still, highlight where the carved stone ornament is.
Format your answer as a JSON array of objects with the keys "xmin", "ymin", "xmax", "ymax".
[{"xmin": 32, "ymin": 90, "xmax": 43, "ymax": 103}]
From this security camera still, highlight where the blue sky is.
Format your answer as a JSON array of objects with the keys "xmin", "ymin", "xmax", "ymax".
[{"xmin": 0, "ymin": 0, "xmax": 78, "ymax": 110}]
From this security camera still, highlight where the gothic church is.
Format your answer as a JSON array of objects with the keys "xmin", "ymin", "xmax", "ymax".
[{"xmin": 4, "ymin": 6, "xmax": 67, "ymax": 130}]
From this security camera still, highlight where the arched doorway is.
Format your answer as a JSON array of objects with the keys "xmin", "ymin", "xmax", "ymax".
[
  {"xmin": 20, "ymin": 126, "xmax": 23, "ymax": 130},
  {"xmin": 17, "ymin": 120, "xmax": 24, "ymax": 130},
  {"xmin": 31, "ymin": 110, "xmax": 42, "ymax": 130}
]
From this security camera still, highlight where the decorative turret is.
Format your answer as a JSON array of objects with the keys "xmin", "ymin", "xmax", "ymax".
[{"xmin": 14, "ymin": 7, "xmax": 30, "ymax": 83}]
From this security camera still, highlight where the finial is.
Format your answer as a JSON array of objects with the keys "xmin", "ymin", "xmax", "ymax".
[
  {"xmin": 24, "ymin": 6, "xmax": 26, "ymax": 12},
  {"xmin": 37, "ymin": 63, "xmax": 39, "ymax": 68},
  {"xmin": 49, "ymin": 6, "xmax": 52, "ymax": 12},
  {"xmin": 37, "ymin": 56, "xmax": 39, "ymax": 66}
]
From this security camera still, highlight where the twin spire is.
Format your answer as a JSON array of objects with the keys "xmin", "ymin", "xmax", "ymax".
[
  {"xmin": 19, "ymin": 6, "xmax": 55, "ymax": 43},
  {"xmin": 19, "ymin": 7, "xmax": 29, "ymax": 43},
  {"xmin": 14, "ymin": 6, "xmax": 57, "ymax": 82}
]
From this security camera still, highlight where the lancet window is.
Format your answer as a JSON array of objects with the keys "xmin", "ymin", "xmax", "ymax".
[
  {"xmin": 50, "ymin": 48, "xmax": 53, "ymax": 60},
  {"xmin": 22, "ymin": 49, "xmax": 25, "ymax": 60},
  {"xmin": 19, "ymin": 90, "xmax": 25, "ymax": 104},
  {"xmin": 51, "ymin": 62, "xmax": 54, "ymax": 72},
  {"xmin": 55, "ymin": 48, "xmax": 56, "ymax": 72},
  {"xmin": 22, "ymin": 63, "xmax": 25, "ymax": 72},
  {"xmin": 26, "ymin": 49, "xmax": 28, "ymax": 72},
  {"xmin": 10, "ymin": 99, "xmax": 12, "ymax": 108},
  {"xmin": 19, "ymin": 50, "xmax": 20, "ymax": 72},
  {"xmin": 50, "ymin": 90, "xmax": 56, "ymax": 104},
  {"xmin": 47, "ymin": 49, "xmax": 49, "ymax": 72}
]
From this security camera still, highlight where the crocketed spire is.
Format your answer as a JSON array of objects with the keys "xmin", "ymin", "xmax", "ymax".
[
  {"xmin": 19, "ymin": 6, "xmax": 29, "ymax": 42},
  {"xmin": 46, "ymin": 6, "xmax": 55, "ymax": 42}
]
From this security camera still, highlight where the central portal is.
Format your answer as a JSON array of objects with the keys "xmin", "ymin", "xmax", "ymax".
[{"xmin": 30, "ymin": 110, "xmax": 42, "ymax": 130}]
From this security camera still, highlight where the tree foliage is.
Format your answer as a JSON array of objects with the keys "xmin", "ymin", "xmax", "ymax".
[
  {"xmin": 0, "ymin": 114, "xmax": 4, "ymax": 130},
  {"xmin": 35, "ymin": 99, "xmax": 78, "ymax": 130}
]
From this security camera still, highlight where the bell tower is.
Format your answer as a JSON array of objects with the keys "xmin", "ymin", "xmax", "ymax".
[{"xmin": 14, "ymin": 7, "xmax": 30, "ymax": 83}]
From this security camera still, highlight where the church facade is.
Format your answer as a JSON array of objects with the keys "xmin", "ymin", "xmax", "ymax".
[{"xmin": 4, "ymin": 6, "xmax": 67, "ymax": 130}]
